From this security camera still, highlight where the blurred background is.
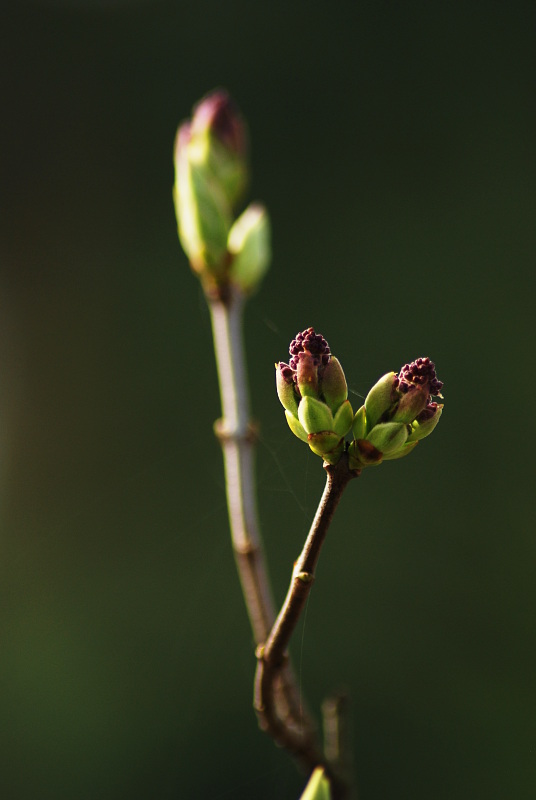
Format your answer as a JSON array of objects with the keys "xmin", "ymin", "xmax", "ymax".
[{"xmin": 1, "ymin": 1, "xmax": 535, "ymax": 798}]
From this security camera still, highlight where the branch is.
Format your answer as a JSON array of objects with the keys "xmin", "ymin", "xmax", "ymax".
[
  {"xmin": 208, "ymin": 285, "xmax": 315, "ymax": 740},
  {"xmin": 254, "ymin": 453, "xmax": 358, "ymax": 797}
]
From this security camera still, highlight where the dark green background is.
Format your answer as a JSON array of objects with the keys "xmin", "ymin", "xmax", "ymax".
[{"xmin": 2, "ymin": 1, "xmax": 535, "ymax": 798}]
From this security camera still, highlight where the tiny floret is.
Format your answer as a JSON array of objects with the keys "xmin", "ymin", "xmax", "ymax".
[
  {"xmin": 288, "ymin": 328, "xmax": 331, "ymax": 371},
  {"xmin": 396, "ymin": 357, "xmax": 443, "ymax": 398}
]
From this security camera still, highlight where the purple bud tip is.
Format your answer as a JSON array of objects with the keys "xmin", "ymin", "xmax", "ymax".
[
  {"xmin": 278, "ymin": 362, "xmax": 294, "ymax": 383},
  {"xmin": 288, "ymin": 327, "xmax": 331, "ymax": 371},
  {"xmin": 416, "ymin": 401, "xmax": 439, "ymax": 423},
  {"xmin": 191, "ymin": 89, "xmax": 246, "ymax": 155},
  {"xmin": 395, "ymin": 357, "xmax": 443, "ymax": 397}
]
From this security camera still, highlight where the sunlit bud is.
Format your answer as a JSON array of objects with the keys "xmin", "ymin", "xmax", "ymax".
[
  {"xmin": 298, "ymin": 396, "xmax": 334, "ymax": 435},
  {"xmin": 321, "ymin": 356, "xmax": 348, "ymax": 413},
  {"xmin": 227, "ymin": 203, "xmax": 271, "ymax": 293},
  {"xmin": 364, "ymin": 372, "xmax": 397, "ymax": 428},
  {"xmin": 189, "ymin": 89, "xmax": 248, "ymax": 209},
  {"xmin": 276, "ymin": 328, "xmax": 353, "ymax": 465},
  {"xmin": 350, "ymin": 357, "xmax": 443, "ymax": 468}
]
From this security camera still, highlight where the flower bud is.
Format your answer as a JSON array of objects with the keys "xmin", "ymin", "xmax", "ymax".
[
  {"xmin": 350, "ymin": 357, "xmax": 444, "ymax": 468},
  {"xmin": 276, "ymin": 327, "xmax": 353, "ymax": 464},
  {"xmin": 227, "ymin": 203, "xmax": 271, "ymax": 293},
  {"xmin": 173, "ymin": 90, "xmax": 251, "ymax": 286},
  {"xmin": 189, "ymin": 89, "xmax": 248, "ymax": 209}
]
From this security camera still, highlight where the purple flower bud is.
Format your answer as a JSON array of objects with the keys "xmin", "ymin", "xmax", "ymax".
[
  {"xmin": 288, "ymin": 327, "xmax": 331, "ymax": 372},
  {"xmin": 396, "ymin": 357, "xmax": 443, "ymax": 398}
]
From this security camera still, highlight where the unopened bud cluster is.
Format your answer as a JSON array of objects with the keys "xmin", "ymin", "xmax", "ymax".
[
  {"xmin": 276, "ymin": 328, "xmax": 354, "ymax": 465},
  {"xmin": 276, "ymin": 330, "xmax": 444, "ymax": 469},
  {"xmin": 173, "ymin": 90, "xmax": 270, "ymax": 294}
]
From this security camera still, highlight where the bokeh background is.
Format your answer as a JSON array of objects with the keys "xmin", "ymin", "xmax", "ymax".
[{"xmin": 1, "ymin": 1, "xmax": 535, "ymax": 798}]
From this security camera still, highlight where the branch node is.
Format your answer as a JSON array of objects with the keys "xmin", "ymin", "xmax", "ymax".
[{"xmin": 214, "ymin": 417, "xmax": 259, "ymax": 443}]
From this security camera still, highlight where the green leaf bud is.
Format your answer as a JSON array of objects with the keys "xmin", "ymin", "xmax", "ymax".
[
  {"xmin": 307, "ymin": 432, "xmax": 344, "ymax": 464},
  {"xmin": 298, "ymin": 396, "xmax": 334, "ymax": 435},
  {"xmin": 366, "ymin": 421, "xmax": 409, "ymax": 454},
  {"xmin": 276, "ymin": 362, "xmax": 299, "ymax": 416},
  {"xmin": 189, "ymin": 89, "xmax": 248, "ymax": 210},
  {"xmin": 332, "ymin": 399, "xmax": 354, "ymax": 437},
  {"xmin": 228, "ymin": 203, "xmax": 271, "ymax": 293},
  {"xmin": 285, "ymin": 410, "xmax": 309, "ymax": 442},
  {"xmin": 321, "ymin": 356, "xmax": 348, "ymax": 413},
  {"xmin": 364, "ymin": 372, "xmax": 397, "ymax": 429},
  {"xmin": 407, "ymin": 402, "xmax": 443, "ymax": 442},
  {"xmin": 352, "ymin": 405, "xmax": 367, "ymax": 440}
]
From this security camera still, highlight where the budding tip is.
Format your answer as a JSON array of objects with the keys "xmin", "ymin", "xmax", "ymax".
[
  {"xmin": 191, "ymin": 88, "xmax": 247, "ymax": 155},
  {"xmin": 288, "ymin": 327, "xmax": 331, "ymax": 370},
  {"xmin": 397, "ymin": 356, "xmax": 443, "ymax": 399}
]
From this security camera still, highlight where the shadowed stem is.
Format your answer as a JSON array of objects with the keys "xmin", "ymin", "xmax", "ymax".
[
  {"xmin": 254, "ymin": 453, "xmax": 358, "ymax": 799},
  {"xmin": 208, "ymin": 285, "xmax": 314, "ymax": 739}
]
